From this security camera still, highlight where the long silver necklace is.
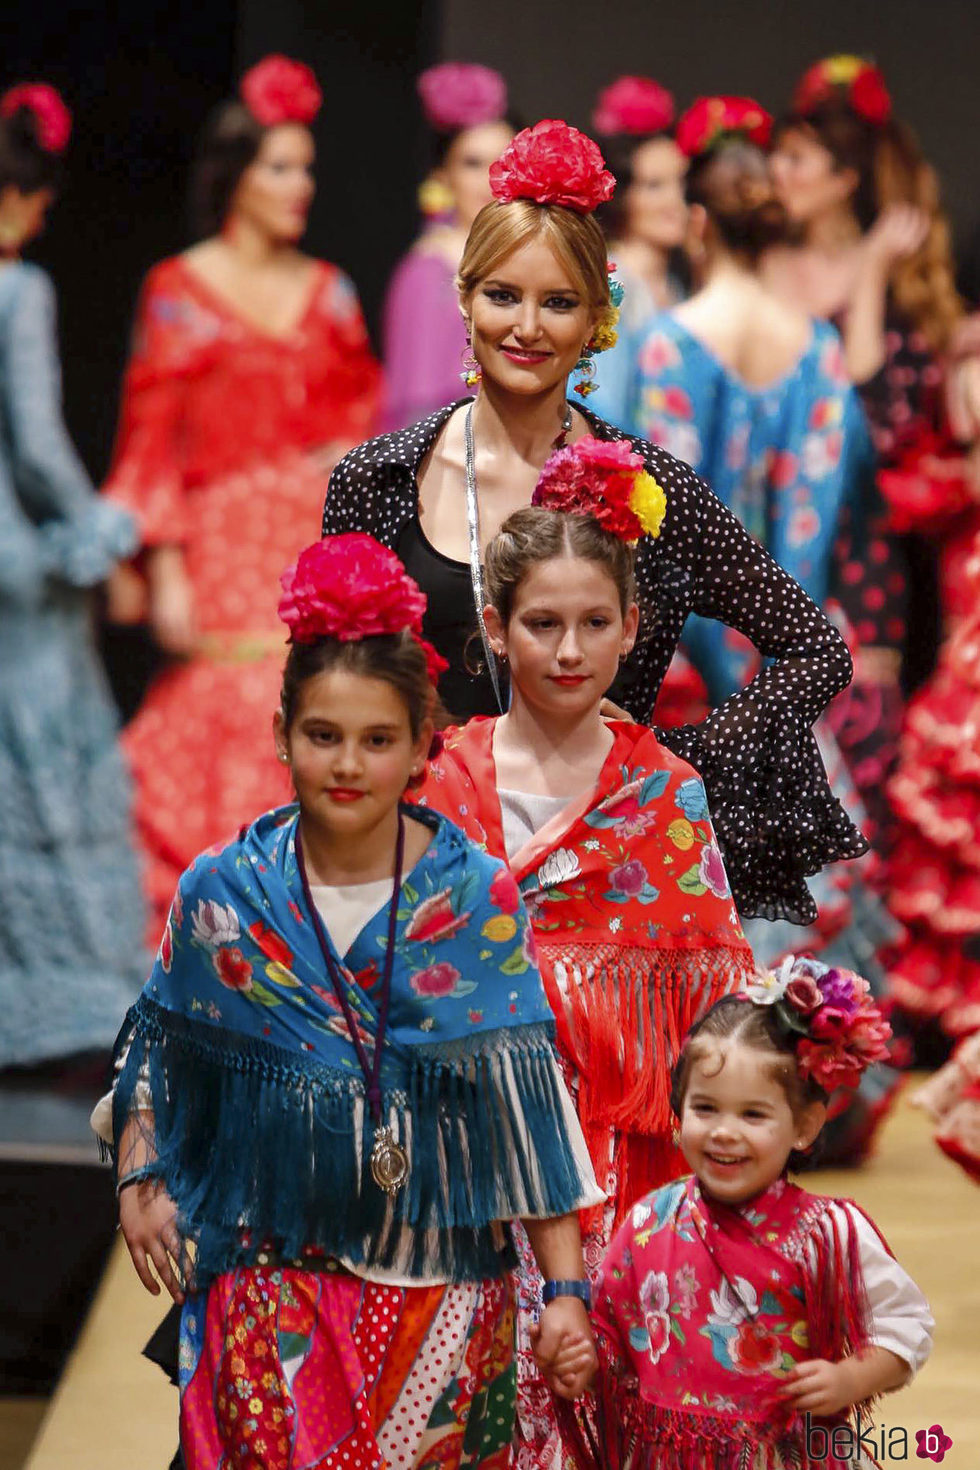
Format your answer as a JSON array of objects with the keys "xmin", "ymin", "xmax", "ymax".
[{"xmin": 463, "ymin": 400, "xmax": 572, "ymax": 715}]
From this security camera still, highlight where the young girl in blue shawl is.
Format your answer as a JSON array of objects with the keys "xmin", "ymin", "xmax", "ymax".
[{"xmin": 109, "ymin": 532, "xmax": 602, "ymax": 1469}]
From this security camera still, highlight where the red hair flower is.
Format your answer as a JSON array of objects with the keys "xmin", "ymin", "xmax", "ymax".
[
  {"xmin": 417, "ymin": 62, "xmax": 507, "ymax": 133},
  {"xmin": 533, "ymin": 435, "xmax": 666, "ymax": 544},
  {"xmin": 593, "ymin": 76, "xmax": 675, "ymax": 137},
  {"xmin": 792, "ymin": 56, "xmax": 892, "ymax": 127},
  {"xmin": 675, "ymin": 96, "xmax": 772, "ymax": 159},
  {"xmin": 279, "ymin": 534, "xmax": 447, "ymax": 683},
  {"xmin": 489, "ymin": 120, "xmax": 615, "ymax": 214},
  {"xmin": 0, "ymin": 84, "xmax": 72, "ymax": 153},
  {"xmin": 239, "ymin": 54, "xmax": 322, "ymax": 128}
]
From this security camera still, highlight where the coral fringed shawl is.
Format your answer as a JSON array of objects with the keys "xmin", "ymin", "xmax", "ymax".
[
  {"xmin": 558, "ymin": 1176, "xmax": 886, "ymax": 1470},
  {"xmin": 418, "ymin": 719, "xmax": 755, "ymax": 1223}
]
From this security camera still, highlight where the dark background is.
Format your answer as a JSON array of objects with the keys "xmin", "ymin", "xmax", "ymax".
[{"xmin": 5, "ymin": 0, "xmax": 980, "ymax": 485}]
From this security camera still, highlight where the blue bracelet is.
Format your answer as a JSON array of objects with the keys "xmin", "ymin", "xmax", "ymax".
[
  {"xmin": 115, "ymin": 1164, "xmax": 161, "ymax": 1197},
  {"xmin": 541, "ymin": 1278, "xmax": 592, "ymax": 1309}
]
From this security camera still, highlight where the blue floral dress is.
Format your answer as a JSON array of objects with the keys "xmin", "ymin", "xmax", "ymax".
[{"xmin": 0, "ymin": 262, "xmax": 145, "ymax": 1066}]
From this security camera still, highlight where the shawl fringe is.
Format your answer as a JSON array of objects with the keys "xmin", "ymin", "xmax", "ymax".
[
  {"xmin": 538, "ymin": 940, "xmax": 751, "ymax": 1221},
  {"xmin": 113, "ymin": 995, "xmax": 583, "ymax": 1286},
  {"xmin": 556, "ymin": 1334, "xmax": 863, "ymax": 1470}
]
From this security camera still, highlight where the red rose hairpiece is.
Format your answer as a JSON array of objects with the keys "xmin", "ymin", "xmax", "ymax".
[
  {"xmin": 417, "ymin": 62, "xmax": 507, "ymax": 133},
  {"xmin": 533, "ymin": 435, "xmax": 666, "ymax": 544},
  {"xmin": 675, "ymin": 95, "xmax": 772, "ymax": 159},
  {"xmin": 239, "ymin": 55, "xmax": 322, "ymax": 128},
  {"xmin": 278, "ymin": 534, "xmax": 447, "ymax": 685},
  {"xmin": 489, "ymin": 120, "xmax": 615, "ymax": 214},
  {"xmin": 593, "ymin": 76, "xmax": 675, "ymax": 138},
  {"xmin": 792, "ymin": 55, "xmax": 892, "ymax": 127},
  {"xmin": 0, "ymin": 84, "xmax": 72, "ymax": 154},
  {"xmin": 744, "ymin": 955, "xmax": 891, "ymax": 1093}
]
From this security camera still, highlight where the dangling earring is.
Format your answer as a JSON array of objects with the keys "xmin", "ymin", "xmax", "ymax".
[
  {"xmin": 574, "ymin": 347, "xmax": 598, "ymax": 397},
  {"xmin": 460, "ymin": 336, "xmax": 482, "ymax": 390}
]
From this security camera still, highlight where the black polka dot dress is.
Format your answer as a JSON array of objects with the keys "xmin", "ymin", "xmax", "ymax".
[{"xmin": 323, "ymin": 399, "xmax": 867, "ymax": 926}]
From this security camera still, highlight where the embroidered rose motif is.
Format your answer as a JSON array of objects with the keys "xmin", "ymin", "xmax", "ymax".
[
  {"xmin": 409, "ymin": 961, "xmax": 460, "ymax": 998},
  {"xmin": 213, "ymin": 946, "xmax": 253, "ymax": 992},
  {"xmin": 489, "ymin": 867, "xmax": 520, "ymax": 915},
  {"xmin": 674, "ymin": 778, "xmax": 709, "ymax": 822},
  {"xmin": 609, "ymin": 859, "xmax": 649, "ymax": 898},
  {"xmin": 159, "ymin": 921, "xmax": 173, "ymax": 973},
  {"xmin": 697, "ymin": 843, "xmax": 730, "ymax": 899},
  {"xmin": 729, "ymin": 1320, "xmax": 783, "ymax": 1374},
  {"xmin": 638, "ymin": 1270, "xmax": 671, "ymax": 1364},
  {"xmin": 674, "ymin": 1263, "xmax": 699, "ymax": 1318},
  {"xmin": 537, "ymin": 848, "xmax": 580, "ymax": 888},
  {"xmin": 403, "ymin": 888, "xmax": 470, "ymax": 943},
  {"xmin": 192, "ymin": 899, "xmax": 241, "ymax": 949}
]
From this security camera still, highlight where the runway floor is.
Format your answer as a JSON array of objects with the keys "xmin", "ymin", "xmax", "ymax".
[{"xmin": 4, "ymin": 1077, "xmax": 976, "ymax": 1469}]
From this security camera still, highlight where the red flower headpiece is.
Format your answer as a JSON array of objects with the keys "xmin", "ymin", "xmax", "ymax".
[
  {"xmin": 0, "ymin": 84, "xmax": 72, "ymax": 154},
  {"xmin": 593, "ymin": 76, "xmax": 675, "ymax": 138},
  {"xmin": 744, "ymin": 955, "xmax": 891, "ymax": 1093},
  {"xmin": 239, "ymin": 55, "xmax": 322, "ymax": 128},
  {"xmin": 792, "ymin": 55, "xmax": 892, "ymax": 127},
  {"xmin": 675, "ymin": 95, "xmax": 772, "ymax": 159},
  {"xmin": 417, "ymin": 62, "xmax": 507, "ymax": 133},
  {"xmin": 278, "ymin": 534, "xmax": 448, "ymax": 685},
  {"xmin": 489, "ymin": 120, "xmax": 615, "ymax": 214},
  {"xmin": 532, "ymin": 436, "xmax": 666, "ymax": 545}
]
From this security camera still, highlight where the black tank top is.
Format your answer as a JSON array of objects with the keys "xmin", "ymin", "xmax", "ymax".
[{"xmin": 396, "ymin": 515, "xmax": 508, "ymax": 722}]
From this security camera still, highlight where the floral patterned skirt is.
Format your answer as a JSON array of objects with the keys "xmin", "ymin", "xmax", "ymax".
[{"xmin": 178, "ymin": 1263, "xmax": 515, "ymax": 1469}]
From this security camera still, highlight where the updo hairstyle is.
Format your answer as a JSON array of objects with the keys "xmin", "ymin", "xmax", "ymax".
[
  {"xmin": 458, "ymin": 198, "xmax": 614, "ymax": 339},
  {"xmin": 280, "ymin": 632, "xmax": 443, "ymax": 753},
  {"xmin": 670, "ymin": 994, "xmax": 827, "ymax": 1172},
  {"xmin": 687, "ymin": 136, "xmax": 788, "ymax": 262},
  {"xmin": 0, "ymin": 104, "xmax": 63, "ymax": 195},
  {"xmin": 485, "ymin": 507, "xmax": 637, "ymax": 625}
]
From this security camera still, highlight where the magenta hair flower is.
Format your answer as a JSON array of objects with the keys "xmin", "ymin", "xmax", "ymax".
[
  {"xmin": 489, "ymin": 120, "xmax": 615, "ymax": 214},
  {"xmin": 0, "ymin": 83, "xmax": 72, "ymax": 153},
  {"xmin": 417, "ymin": 62, "xmax": 507, "ymax": 133},
  {"xmin": 240, "ymin": 54, "xmax": 322, "ymax": 128},
  {"xmin": 593, "ymin": 76, "xmax": 675, "ymax": 137}
]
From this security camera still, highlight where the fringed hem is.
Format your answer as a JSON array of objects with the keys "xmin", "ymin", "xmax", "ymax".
[
  {"xmin": 555, "ymin": 1338, "xmax": 860, "ymax": 1470},
  {"xmin": 659, "ymin": 716, "xmax": 869, "ymax": 926},
  {"xmin": 538, "ymin": 940, "xmax": 752, "ymax": 1135},
  {"xmin": 112, "ymin": 995, "xmax": 587, "ymax": 1286}
]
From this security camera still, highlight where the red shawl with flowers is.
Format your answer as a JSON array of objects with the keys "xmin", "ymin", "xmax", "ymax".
[
  {"xmin": 560, "ymin": 1175, "xmax": 886, "ymax": 1470},
  {"xmin": 417, "ymin": 719, "xmax": 754, "ymax": 1222}
]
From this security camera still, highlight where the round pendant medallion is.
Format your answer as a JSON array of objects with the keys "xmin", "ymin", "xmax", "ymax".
[{"xmin": 370, "ymin": 1127, "xmax": 409, "ymax": 1195}]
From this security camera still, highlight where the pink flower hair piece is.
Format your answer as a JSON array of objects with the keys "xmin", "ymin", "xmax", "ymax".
[
  {"xmin": 533, "ymin": 435, "xmax": 666, "ymax": 543},
  {"xmin": 489, "ymin": 120, "xmax": 615, "ymax": 214},
  {"xmin": 593, "ymin": 76, "xmax": 675, "ymax": 138},
  {"xmin": 240, "ymin": 55, "xmax": 322, "ymax": 128},
  {"xmin": 278, "ymin": 534, "xmax": 448, "ymax": 684},
  {"xmin": 416, "ymin": 62, "xmax": 507, "ymax": 133},
  {"xmin": 0, "ymin": 84, "xmax": 72, "ymax": 153}
]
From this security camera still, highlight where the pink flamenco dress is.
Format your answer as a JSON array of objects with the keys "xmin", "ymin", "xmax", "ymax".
[{"xmin": 104, "ymin": 256, "xmax": 381, "ymax": 941}]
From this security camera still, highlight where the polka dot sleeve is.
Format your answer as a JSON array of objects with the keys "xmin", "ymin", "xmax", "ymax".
[{"xmin": 320, "ymin": 404, "xmax": 869, "ymax": 924}]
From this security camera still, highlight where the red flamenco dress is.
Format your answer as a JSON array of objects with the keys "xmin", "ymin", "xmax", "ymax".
[
  {"xmin": 887, "ymin": 520, "xmax": 980, "ymax": 1043},
  {"xmin": 104, "ymin": 256, "xmax": 381, "ymax": 939}
]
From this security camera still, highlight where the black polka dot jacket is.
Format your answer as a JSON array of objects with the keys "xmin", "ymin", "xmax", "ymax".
[{"xmin": 323, "ymin": 400, "xmax": 867, "ymax": 925}]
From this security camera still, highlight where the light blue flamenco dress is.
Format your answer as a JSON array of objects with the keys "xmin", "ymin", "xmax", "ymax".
[
  {"xmin": 0, "ymin": 262, "xmax": 146, "ymax": 1067},
  {"xmin": 631, "ymin": 312, "xmax": 900, "ymax": 1159}
]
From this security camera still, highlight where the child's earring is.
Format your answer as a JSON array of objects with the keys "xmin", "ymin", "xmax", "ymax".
[{"xmin": 277, "ymin": 750, "xmax": 289, "ymax": 764}]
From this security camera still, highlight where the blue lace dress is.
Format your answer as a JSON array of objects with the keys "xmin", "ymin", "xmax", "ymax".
[{"xmin": 0, "ymin": 262, "xmax": 146, "ymax": 1067}]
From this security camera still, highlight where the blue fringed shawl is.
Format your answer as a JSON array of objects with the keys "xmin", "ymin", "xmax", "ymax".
[{"xmin": 113, "ymin": 804, "xmax": 589, "ymax": 1285}]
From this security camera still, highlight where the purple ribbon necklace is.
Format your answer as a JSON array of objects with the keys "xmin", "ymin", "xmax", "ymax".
[{"xmin": 295, "ymin": 815, "xmax": 410, "ymax": 1197}]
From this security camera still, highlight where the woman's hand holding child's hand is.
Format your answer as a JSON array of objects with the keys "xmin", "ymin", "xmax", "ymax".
[
  {"xmin": 119, "ymin": 1177, "xmax": 186, "ymax": 1305},
  {"xmin": 531, "ymin": 1298, "xmax": 597, "ymax": 1399}
]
